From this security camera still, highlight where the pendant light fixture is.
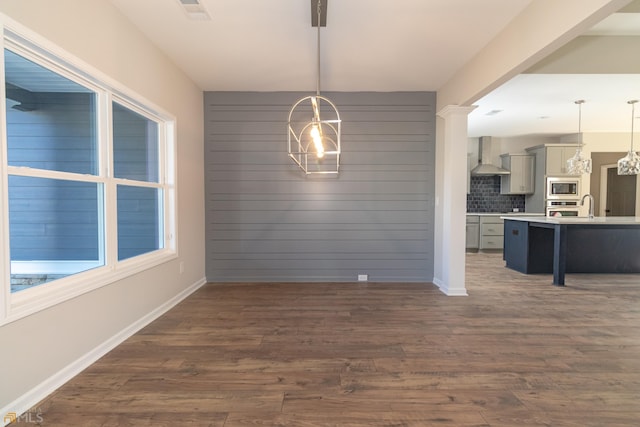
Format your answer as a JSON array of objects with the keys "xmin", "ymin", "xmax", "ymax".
[
  {"xmin": 566, "ymin": 100, "xmax": 592, "ymax": 175},
  {"xmin": 617, "ymin": 100, "xmax": 640, "ymax": 175},
  {"xmin": 287, "ymin": 0, "xmax": 341, "ymax": 175}
]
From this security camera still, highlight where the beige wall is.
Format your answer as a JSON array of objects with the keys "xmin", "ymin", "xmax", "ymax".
[{"xmin": 0, "ymin": 0, "xmax": 204, "ymax": 411}]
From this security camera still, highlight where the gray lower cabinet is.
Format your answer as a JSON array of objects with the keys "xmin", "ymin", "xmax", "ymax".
[
  {"xmin": 480, "ymin": 216, "xmax": 504, "ymax": 250},
  {"xmin": 466, "ymin": 215, "xmax": 479, "ymax": 249}
]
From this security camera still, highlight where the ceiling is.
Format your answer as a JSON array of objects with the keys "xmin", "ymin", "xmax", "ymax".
[
  {"xmin": 110, "ymin": 0, "xmax": 533, "ymax": 92},
  {"xmin": 109, "ymin": 0, "xmax": 640, "ymax": 138}
]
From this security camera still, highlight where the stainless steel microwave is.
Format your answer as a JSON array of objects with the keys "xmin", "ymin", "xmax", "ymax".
[{"xmin": 546, "ymin": 177, "xmax": 580, "ymax": 200}]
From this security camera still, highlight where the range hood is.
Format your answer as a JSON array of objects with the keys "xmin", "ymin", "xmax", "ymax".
[{"xmin": 471, "ymin": 136, "xmax": 510, "ymax": 176}]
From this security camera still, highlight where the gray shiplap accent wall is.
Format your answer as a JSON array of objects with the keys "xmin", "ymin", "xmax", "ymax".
[{"xmin": 204, "ymin": 91, "xmax": 435, "ymax": 282}]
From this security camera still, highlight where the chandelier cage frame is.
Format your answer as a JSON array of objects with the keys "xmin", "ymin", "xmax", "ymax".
[
  {"xmin": 287, "ymin": 0, "xmax": 341, "ymax": 175},
  {"xmin": 288, "ymin": 95, "xmax": 341, "ymax": 175}
]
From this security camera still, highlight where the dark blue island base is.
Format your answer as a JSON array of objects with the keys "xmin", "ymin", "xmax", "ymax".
[{"xmin": 503, "ymin": 217, "xmax": 640, "ymax": 286}]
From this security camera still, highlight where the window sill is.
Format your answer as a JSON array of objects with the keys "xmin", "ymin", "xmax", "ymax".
[{"xmin": 3, "ymin": 250, "xmax": 177, "ymax": 325}]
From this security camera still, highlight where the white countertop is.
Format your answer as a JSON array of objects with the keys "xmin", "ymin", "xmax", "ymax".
[
  {"xmin": 467, "ymin": 212, "xmax": 545, "ymax": 217},
  {"xmin": 501, "ymin": 216, "xmax": 640, "ymax": 225}
]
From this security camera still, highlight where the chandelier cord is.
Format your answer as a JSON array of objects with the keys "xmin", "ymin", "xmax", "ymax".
[
  {"xmin": 316, "ymin": 0, "xmax": 321, "ymax": 96},
  {"xmin": 575, "ymin": 99, "xmax": 584, "ymax": 148},
  {"xmin": 578, "ymin": 103, "xmax": 581, "ymax": 134}
]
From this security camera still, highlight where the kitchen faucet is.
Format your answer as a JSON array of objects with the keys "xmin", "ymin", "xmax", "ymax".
[{"xmin": 581, "ymin": 193, "xmax": 595, "ymax": 219}]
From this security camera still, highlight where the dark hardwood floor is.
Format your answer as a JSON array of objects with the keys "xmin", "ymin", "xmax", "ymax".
[{"xmin": 22, "ymin": 253, "xmax": 640, "ymax": 426}]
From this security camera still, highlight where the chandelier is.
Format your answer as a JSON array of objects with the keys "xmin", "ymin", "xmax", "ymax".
[
  {"xmin": 287, "ymin": 0, "xmax": 341, "ymax": 175},
  {"xmin": 566, "ymin": 100, "xmax": 592, "ymax": 175},
  {"xmin": 618, "ymin": 100, "xmax": 640, "ymax": 175}
]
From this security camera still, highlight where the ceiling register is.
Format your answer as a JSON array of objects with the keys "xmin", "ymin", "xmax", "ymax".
[{"xmin": 288, "ymin": 0, "xmax": 341, "ymax": 175}]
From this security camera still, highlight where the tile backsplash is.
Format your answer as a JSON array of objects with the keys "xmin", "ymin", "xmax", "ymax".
[{"xmin": 467, "ymin": 175, "xmax": 525, "ymax": 213}]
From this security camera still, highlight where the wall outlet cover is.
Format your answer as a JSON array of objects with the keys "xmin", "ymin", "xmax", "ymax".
[{"xmin": 358, "ymin": 274, "xmax": 368, "ymax": 281}]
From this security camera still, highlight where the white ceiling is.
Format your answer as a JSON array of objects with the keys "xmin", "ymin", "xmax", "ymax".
[
  {"xmin": 468, "ymin": 73, "xmax": 640, "ymax": 138},
  {"xmin": 109, "ymin": 0, "xmax": 640, "ymax": 138},
  {"xmin": 109, "ymin": 0, "xmax": 533, "ymax": 92}
]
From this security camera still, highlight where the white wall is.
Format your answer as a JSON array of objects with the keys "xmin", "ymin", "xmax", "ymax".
[{"xmin": 0, "ymin": 0, "xmax": 205, "ymax": 414}]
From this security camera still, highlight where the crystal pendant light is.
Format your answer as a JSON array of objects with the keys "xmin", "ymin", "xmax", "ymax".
[
  {"xmin": 287, "ymin": 0, "xmax": 341, "ymax": 175},
  {"xmin": 566, "ymin": 100, "xmax": 592, "ymax": 175},
  {"xmin": 617, "ymin": 100, "xmax": 640, "ymax": 175}
]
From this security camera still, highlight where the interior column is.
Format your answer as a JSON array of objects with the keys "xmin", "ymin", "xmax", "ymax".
[{"xmin": 433, "ymin": 105, "xmax": 475, "ymax": 296}]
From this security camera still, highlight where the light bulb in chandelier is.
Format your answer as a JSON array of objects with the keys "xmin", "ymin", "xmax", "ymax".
[{"xmin": 310, "ymin": 124, "xmax": 324, "ymax": 158}]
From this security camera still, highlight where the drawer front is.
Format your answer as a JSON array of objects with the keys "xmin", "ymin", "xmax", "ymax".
[
  {"xmin": 481, "ymin": 235, "xmax": 504, "ymax": 250},
  {"xmin": 480, "ymin": 216, "xmax": 504, "ymax": 224},
  {"xmin": 481, "ymin": 223, "xmax": 504, "ymax": 236},
  {"xmin": 466, "ymin": 215, "xmax": 480, "ymax": 224}
]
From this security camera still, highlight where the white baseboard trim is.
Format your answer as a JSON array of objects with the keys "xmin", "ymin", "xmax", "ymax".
[
  {"xmin": 1, "ymin": 277, "xmax": 207, "ymax": 426},
  {"xmin": 432, "ymin": 277, "xmax": 468, "ymax": 296}
]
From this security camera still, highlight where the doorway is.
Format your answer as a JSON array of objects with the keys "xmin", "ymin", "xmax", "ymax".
[{"xmin": 599, "ymin": 164, "xmax": 637, "ymax": 216}]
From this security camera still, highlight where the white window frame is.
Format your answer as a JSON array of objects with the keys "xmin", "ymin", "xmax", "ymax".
[{"xmin": 0, "ymin": 24, "xmax": 177, "ymax": 325}]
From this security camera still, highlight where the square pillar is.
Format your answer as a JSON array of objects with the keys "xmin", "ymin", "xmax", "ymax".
[{"xmin": 433, "ymin": 105, "xmax": 475, "ymax": 296}]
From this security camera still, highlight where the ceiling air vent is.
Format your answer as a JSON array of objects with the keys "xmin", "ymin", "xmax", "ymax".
[{"xmin": 177, "ymin": 0, "xmax": 211, "ymax": 21}]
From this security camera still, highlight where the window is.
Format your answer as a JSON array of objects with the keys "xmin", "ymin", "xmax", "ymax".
[
  {"xmin": 1, "ymin": 29, "xmax": 176, "ymax": 323},
  {"xmin": 112, "ymin": 102, "xmax": 164, "ymax": 261}
]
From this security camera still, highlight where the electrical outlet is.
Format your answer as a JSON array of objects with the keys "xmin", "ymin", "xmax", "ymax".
[
  {"xmin": 358, "ymin": 274, "xmax": 368, "ymax": 282},
  {"xmin": 179, "ymin": 261, "xmax": 184, "ymax": 274}
]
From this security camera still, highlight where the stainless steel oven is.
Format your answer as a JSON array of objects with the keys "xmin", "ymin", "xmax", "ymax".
[
  {"xmin": 547, "ymin": 177, "xmax": 580, "ymax": 200},
  {"xmin": 546, "ymin": 200, "xmax": 580, "ymax": 217}
]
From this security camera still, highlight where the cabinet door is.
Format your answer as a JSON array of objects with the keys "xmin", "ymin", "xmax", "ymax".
[
  {"xmin": 546, "ymin": 146, "xmax": 580, "ymax": 175},
  {"xmin": 519, "ymin": 155, "xmax": 534, "ymax": 193},
  {"xmin": 466, "ymin": 223, "xmax": 479, "ymax": 249},
  {"xmin": 500, "ymin": 155, "xmax": 534, "ymax": 194},
  {"xmin": 545, "ymin": 146, "xmax": 564, "ymax": 175}
]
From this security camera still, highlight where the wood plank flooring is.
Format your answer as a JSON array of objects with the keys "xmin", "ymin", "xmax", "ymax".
[{"xmin": 21, "ymin": 253, "xmax": 640, "ymax": 426}]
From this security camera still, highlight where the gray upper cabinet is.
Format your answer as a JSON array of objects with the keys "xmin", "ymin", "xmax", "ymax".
[
  {"xmin": 545, "ymin": 145, "xmax": 581, "ymax": 175},
  {"xmin": 500, "ymin": 154, "xmax": 534, "ymax": 194}
]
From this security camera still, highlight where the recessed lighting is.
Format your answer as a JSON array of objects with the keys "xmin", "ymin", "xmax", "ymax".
[
  {"xmin": 485, "ymin": 109, "xmax": 503, "ymax": 116},
  {"xmin": 538, "ymin": 116, "xmax": 550, "ymax": 120}
]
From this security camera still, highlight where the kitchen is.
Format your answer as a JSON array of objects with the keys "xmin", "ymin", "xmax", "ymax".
[
  {"xmin": 466, "ymin": 132, "xmax": 640, "ymax": 240},
  {"xmin": 465, "ymin": 1, "xmax": 640, "ymax": 262}
]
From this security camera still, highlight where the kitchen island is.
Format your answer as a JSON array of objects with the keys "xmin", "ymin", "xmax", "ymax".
[{"xmin": 502, "ymin": 216, "xmax": 640, "ymax": 285}]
